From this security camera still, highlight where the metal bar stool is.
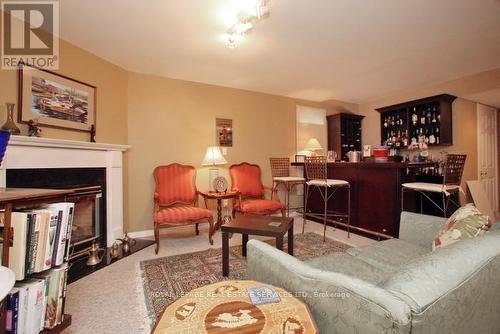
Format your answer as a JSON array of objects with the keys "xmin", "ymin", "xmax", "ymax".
[
  {"xmin": 269, "ymin": 157, "xmax": 305, "ymax": 217},
  {"xmin": 302, "ymin": 156, "xmax": 351, "ymax": 241},
  {"xmin": 402, "ymin": 154, "xmax": 467, "ymax": 217}
]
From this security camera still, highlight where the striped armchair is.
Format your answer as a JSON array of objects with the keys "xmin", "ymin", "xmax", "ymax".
[
  {"xmin": 229, "ymin": 162, "xmax": 285, "ymax": 218},
  {"xmin": 153, "ymin": 164, "xmax": 214, "ymax": 254}
]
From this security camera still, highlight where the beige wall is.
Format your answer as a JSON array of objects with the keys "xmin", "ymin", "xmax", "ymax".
[
  {"xmin": 0, "ymin": 39, "xmax": 128, "ymax": 144},
  {"xmin": 126, "ymin": 72, "xmax": 322, "ymax": 232}
]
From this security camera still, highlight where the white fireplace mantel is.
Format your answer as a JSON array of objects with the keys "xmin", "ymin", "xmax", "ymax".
[{"xmin": 0, "ymin": 135, "xmax": 130, "ymax": 247}]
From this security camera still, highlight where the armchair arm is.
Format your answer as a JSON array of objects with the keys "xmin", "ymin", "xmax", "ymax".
[
  {"xmin": 247, "ymin": 240, "xmax": 412, "ymax": 334},
  {"xmin": 196, "ymin": 190, "xmax": 209, "ymax": 208},
  {"xmin": 153, "ymin": 192, "xmax": 160, "ymax": 213},
  {"xmin": 263, "ymin": 185, "xmax": 277, "ymax": 200},
  {"xmin": 399, "ymin": 211, "xmax": 445, "ymax": 250}
]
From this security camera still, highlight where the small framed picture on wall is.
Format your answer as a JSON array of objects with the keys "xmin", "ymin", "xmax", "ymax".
[{"xmin": 216, "ymin": 118, "xmax": 233, "ymax": 147}]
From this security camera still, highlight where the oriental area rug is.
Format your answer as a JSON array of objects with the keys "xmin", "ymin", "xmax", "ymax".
[{"xmin": 139, "ymin": 232, "xmax": 350, "ymax": 324}]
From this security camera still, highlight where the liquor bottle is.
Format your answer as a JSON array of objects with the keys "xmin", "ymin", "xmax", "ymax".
[
  {"xmin": 412, "ymin": 107, "xmax": 418, "ymax": 125},
  {"xmin": 420, "ymin": 113, "xmax": 426, "ymax": 125},
  {"xmin": 403, "ymin": 130, "xmax": 409, "ymax": 146},
  {"xmin": 384, "ymin": 116, "xmax": 388, "ymax": 127},
  {"xmin": 426, "ymin": 109, "xmax": 432, "ymax": 123}
]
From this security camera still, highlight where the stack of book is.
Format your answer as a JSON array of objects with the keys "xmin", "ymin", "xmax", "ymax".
[{"xmin": 0, "ymin": 202, "xmax": 74, "ymax": 334}]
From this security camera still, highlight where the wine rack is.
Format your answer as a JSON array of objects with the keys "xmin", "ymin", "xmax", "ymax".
[
  {"xmin": 327, "ymin": 113, "xmax": 364, "ymax": 160},
  {"xmin": 376, "ymin": 94, "xmax": 456, "ymax": 148}
]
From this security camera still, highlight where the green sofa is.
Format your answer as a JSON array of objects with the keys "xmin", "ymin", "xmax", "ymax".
[{"xmin": 247, "ymin": 212, "xmax": 500, "ymax": 333}]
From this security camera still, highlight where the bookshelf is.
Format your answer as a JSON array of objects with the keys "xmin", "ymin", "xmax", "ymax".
[{"xmin": 0, "ymin": 188, "xmax": 75, "ymax": 334}]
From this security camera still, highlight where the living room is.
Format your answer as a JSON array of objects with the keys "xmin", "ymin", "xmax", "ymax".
[{"xmin": 0, "ymin": 0, "xmax": 499, "ymax": 333}]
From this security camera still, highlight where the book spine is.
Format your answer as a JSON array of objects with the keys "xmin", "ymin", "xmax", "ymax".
[
  {"xmin": 43, "ymin": 212, "xmax": 59, "ymax": 270},
  {"xmin": 63, "ymin": 206, "xmax": 74, "ymax": 262},
  {"xmin": 58, "ymin": 266, "xmax": 69, "ymax": 325},
  {"xmin": 28, "ymin": 214, "xmax": 39, "ymax": 275},
  {"xmin": 6, "ymin": 290, "xmax": 19, "ymax": 334},
  {"xmin": 25, "ymin": 213, "xmax": 34, "ymax": 276},
  {"xmin": 51, "ymin": 210, "xmax": 63, "ymax": 266}
]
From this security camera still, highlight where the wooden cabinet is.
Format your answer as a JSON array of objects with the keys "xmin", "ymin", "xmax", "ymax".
[
  {"xmin": 327, "ymin": 113, "xmax": 364, "ymax": 160},
  {"xmin": 376, "ymin": 94, "xmax": 456, "ymax": 148}
]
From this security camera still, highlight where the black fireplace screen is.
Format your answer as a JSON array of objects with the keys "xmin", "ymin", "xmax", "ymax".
[{"xmin": 6, "ymin": 168, "xmax": 106, "ymax": 247}]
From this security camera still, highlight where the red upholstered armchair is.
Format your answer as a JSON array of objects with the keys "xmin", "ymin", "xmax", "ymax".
[
  {"xmin": 229, "ymin": 162, "xmax": 285, "ymax": 217},
  {"xmin": 153, "ymin": 164, "xmax": 214, "ymax": 254}
]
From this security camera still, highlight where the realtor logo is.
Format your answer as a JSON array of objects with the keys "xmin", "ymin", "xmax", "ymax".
[{"xmin": 1, "ymin": 0, "xmax": 59, "ymax": 69}]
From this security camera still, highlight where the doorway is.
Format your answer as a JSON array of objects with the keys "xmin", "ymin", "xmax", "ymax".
[{"xmin": 477, "ymin": 104, "xmax": 499, "ymax": 216}]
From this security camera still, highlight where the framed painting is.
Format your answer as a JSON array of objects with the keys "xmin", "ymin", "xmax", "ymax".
[
  {"xmin": 18, "ymin": 63, "xmax": 96, "ymax": 132},
  {"xmin": 216, "ymin": 118, "xmax": 232, "ymax": 147}
]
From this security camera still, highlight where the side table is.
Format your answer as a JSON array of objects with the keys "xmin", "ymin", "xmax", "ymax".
[{"xmin": 200, "ymin": 191, "xmax": 240, "ymax": 230}]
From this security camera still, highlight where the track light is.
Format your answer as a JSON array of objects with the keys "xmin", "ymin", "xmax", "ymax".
[{"xmin": 223, "ymin": 0, "xmax": 270, "ymax": 49}]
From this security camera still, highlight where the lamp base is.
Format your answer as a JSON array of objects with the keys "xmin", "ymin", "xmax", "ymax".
[{"xmin": 208, "ymin": 168, "xmax": 219, "ymax": 192}]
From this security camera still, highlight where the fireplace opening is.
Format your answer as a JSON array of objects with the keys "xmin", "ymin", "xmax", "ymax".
[{"xmin": 6, "ymin": 168, "xmax": 107, "ymax": 251}]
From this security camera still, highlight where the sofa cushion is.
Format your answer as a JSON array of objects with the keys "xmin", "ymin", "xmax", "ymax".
[
  {"xmin": 306, "ymin": 252, "xmax": 389, "ymax": 284},
  {"xmin": 346, "ymin": 238, "xmax": 428, "ymax": 273},
  {"xmin": 382, "ymin": 230, "xmax": 500, "ymax": 313},
  {"xmin": 433, "ymin": 203, "xmax": 492, "ymax": 250}
]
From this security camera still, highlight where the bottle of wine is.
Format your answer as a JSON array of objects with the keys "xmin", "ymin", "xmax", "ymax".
[{"xmin": 412, "ymin": 107, "xmax": 418, "ymax": 125}]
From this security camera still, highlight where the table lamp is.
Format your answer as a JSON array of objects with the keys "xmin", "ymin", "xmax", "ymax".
[
  {"xmin": 304, "ymin": 138, "xmax": 323, "ymax": 156},
  {"xmin": 201, "ymin": 146, "xmax": 227, "ymax": 191}
]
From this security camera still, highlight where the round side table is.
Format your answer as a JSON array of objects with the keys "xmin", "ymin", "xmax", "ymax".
[{"xmin": 200, "ymin": 191, "xmax": 239, "ymax": 230}]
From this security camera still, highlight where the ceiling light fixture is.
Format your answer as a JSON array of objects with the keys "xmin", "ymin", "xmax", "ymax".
[{"xmin": 223, "ymin": 0, "xmax": 270, "ymax": 49}]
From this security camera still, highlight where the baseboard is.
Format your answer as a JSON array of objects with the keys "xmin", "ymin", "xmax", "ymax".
[{"xmin": 128, "ymin": 229, "xmax": 154, "ymax": 238}]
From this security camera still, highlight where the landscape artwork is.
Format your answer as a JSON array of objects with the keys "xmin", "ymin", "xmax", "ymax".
[
  {"xmin": 31, "ymin": 77, "xmax": 89, "ymax": 124},
  {"xmin": 20, "ymin": 64, "xmax": 96, "ymax": 132}
]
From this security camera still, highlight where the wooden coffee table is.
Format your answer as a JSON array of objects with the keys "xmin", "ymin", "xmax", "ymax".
[
  {"xmin": 221, "ymin": 215, "xmax": 294, "ymax": 277},
  {"xmin": 152, "ymin": 280, "xmax": 318, "ymax": 333}
]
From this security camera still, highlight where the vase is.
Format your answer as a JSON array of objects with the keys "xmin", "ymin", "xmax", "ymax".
[{"xmin": 1, "ymin": 103, "xmax": 20, "ymax": 135}]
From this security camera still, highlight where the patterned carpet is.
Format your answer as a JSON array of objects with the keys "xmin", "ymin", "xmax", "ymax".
[{"xmin": 139, "ymin": 232, "xmax": 350, "ymax": 324}]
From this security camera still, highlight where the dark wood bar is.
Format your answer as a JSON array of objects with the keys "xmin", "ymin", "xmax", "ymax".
[{"xmin": 294, "ymin": 161, "xmax": 438, "ymax": 239}]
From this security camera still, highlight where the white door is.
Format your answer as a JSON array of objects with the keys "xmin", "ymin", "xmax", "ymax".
[{"xmin": 477, "ymin": 104, "xmax": 499, "ymax": 215}]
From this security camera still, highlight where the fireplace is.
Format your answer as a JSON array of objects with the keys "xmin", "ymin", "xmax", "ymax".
[
  {"xmin": 6, "ymin": 168, "xmax": 107, "ymax": 251},
  {"xmin": 0, "ymin": 135, "xmax": 129, "ymax": 248}
]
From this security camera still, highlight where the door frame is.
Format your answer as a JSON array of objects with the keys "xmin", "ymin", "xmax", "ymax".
[{"xmin": 476, "ymin": 103, "xmax": 499, "ymax": 216}]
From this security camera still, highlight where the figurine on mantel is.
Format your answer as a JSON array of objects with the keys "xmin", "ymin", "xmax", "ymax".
[{"xmin": 28, "ymin": 118, "xmax": 42, "ymax": 137}]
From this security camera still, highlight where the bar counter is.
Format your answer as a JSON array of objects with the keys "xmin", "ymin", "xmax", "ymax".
[{"xmin": 294, "ymin": 161, "xmax": 437, "ymax": 239}]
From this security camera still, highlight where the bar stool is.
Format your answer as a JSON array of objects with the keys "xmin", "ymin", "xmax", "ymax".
[
  {"xmin": 402, "ymin": 154, "xmax": 467, "ymax": 217},
  {"xmin": 302, "ymin": 156, "xmax": 350, "ymax": 241},
  {"xmin": 269, "ymin": 157, "xmax": 305, "ymax": 217}
]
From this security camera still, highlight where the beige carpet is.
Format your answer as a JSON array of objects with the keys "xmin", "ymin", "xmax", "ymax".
[{"xmin": 63, "ymin": 217, "xmax": 375, "ymax": 333}]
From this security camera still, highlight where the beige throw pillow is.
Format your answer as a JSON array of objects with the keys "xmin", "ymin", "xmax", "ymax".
[{"xmin": 432, "ymin": 203, "xmax": 492, "ymax": 251}]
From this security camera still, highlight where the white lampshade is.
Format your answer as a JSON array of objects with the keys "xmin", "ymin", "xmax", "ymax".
[
  {"xmin": 304, "ymin": 138, "xmax": 323, "ymax": 151},
  {"xmin": 201, "ymin": 146, "xmax": 227, "ymax": 166}
]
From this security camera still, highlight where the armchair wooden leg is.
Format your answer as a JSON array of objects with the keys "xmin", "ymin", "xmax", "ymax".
[
  {"xmin": 154, "ymin": 225, "xmax": 160, "ymax": 255},
  {"xmin": 208, "ymin": 218, "xmax": 214, "ymax": 245},
  {"xmin": 232, "ymin": 209, "xmax": 236, "ymax": 219},
  {"xmin": 195, "ymin": 223, "xmax": 200, "ymax": 235}
]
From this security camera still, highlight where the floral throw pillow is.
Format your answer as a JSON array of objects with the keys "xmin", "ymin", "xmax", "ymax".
[{"xmin": 432, "ymin": 203, "xmax": 492, "ymax": 251}]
